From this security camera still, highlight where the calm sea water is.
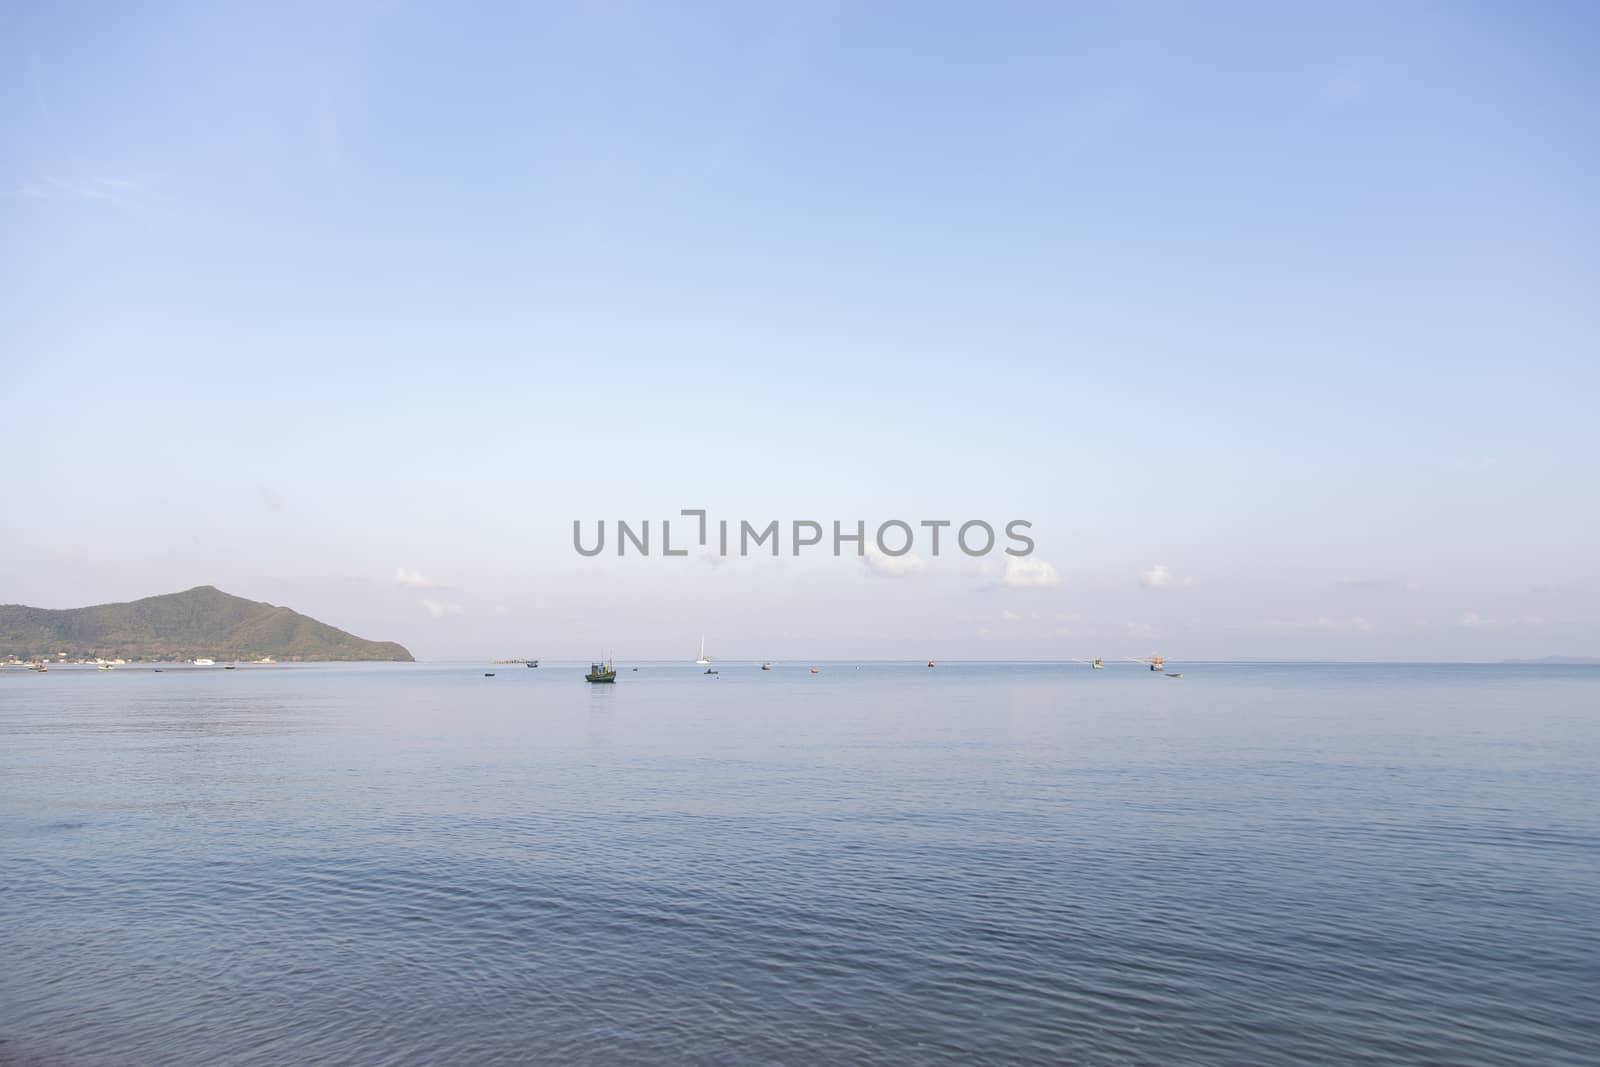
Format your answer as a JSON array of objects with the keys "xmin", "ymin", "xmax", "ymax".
[{"xmin": 2, "ymin": 662, "xmax": 1596, "ymax": 1066}]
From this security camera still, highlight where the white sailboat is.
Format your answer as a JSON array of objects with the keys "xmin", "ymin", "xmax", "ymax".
[{"xmin": 695, "ymin": 636, "xmax": 710, "ymax": 665}]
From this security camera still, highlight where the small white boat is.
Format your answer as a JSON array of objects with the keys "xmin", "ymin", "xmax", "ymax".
[
  {"xmin": 193, "ymin": 658, "xmax": 215, "ymax": 666},
  {"xmin": 694, "ymin": 636, "xmax": 710, "ymax": 665}
]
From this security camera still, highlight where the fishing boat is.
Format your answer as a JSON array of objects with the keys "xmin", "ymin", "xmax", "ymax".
[
  {"xmin": 927, "ymin": 660, "xmax": 936, "ymax": 667},
  {"xmin": 695, "ymin": 636, "xmax": 710, "ymax": 665},
  {"xmin": 761, "ymin": 662, "xmax": 773, "ymax": 670},
  {"xmin": 586, "ymin": 660, "xmax": 617, "ymax": 684},
  {"xmin": 194, "ymin": 658, "xmax": 215, "ymax": 667},
  {"xmin": 1092, "ymin": 658, "xmax": 1105, "ymax": 669},
  {"xmin": 703, "ymin": 668, "xmax": 718, "ymax": 675},
  {"xmin": 97, "ymin": 663, "xmax": 113, "ymax": 671},
  {"xmin": 1150, "ymin": 655, "xmax": 1165, "ymax": 672},
  {"xmin": 525, "ymin": 660, "xmax": 538, "ymax": 668}
]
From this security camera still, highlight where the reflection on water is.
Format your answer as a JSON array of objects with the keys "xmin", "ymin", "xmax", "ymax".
[{"xmin": 2, "ymin": 663, "xmax": 1597, "ymax": 1065}]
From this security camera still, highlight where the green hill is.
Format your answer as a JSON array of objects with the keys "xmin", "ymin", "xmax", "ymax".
[{"xmin": 0, "ymin": 586, "xmax": 413, "ymax": 662}]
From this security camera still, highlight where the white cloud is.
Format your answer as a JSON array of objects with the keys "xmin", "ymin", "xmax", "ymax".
[
  {"xmin": 1319, "ymin": 68, "xmax": 1366, "ymax": 107},
  {"xmin": 395, "ymin": 567, "xmax": 438, "ymax": 589},
  {"xmin": 1139, "ymin": 563, "xmax": 1191, "ymax": 589},
  {"xmin": 1336, "ymin": 576, "xmax": 1421, "ymax": 592},
  {"xmin": 1267, "ymin": 616, "xmax": 1375, "ymax": 633},
  {"xmin": 1459, "ymin": 613, "xmax": 1544, "ymax": 629},
  {"xmin": 862, "ymin": 546, "xmax": 927, "ymax": 578},
  {"xmin": 11, "ymin": 172, "xmax": 153, "ymax": 204},
  {"xmin": 1000, "ymin": 556, "xmax": 1060, "ymax": 589},
  {"xmin": 421, "ymin": 599, "xmax": 463, "ymax": 618}
]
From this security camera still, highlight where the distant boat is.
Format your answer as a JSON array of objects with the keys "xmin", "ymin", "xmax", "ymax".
[
  {"xmin": 484, "ymin": 672, "xmax": 495, "ymax": 677},
  {"xmin": 1166, "ymin": 672, "xmax": 1183, "ymax": 678},
  {"xmin": 695, "ymin": 636, "xmax": 710, "ymax": 665},
  {"xmin": 927, "ymin": 660, "xmax": 936, "ymax": 667},
  {"xmin": 223, "ymin": 665, "xmax": 236, "ymax": 670},
  {"xmin": 1092, "ymin": 658, "xmax": 1105, "ymax": 669},
  {"xmin": 761, "ymin": 662, "xmax": 773, "ymax": 670},
  {"xmin": 97, "ymin": 663, "xmax": 113, "ymax": 671},
  {"xmin": 193, "ymin": 658, "xmax": 215, "ymax": 667},
  {"xmin": 586, "ymin": 660, "xmax": 617, "ymax": 684},
  {"xmin": 703, "ymin": 668, "xmax": 718, "ymax": 675},
  {"xmin": 810, "ymin": 667, "xmax": 820, "ymax": 674},
  {"xmin": 525, "ymin": 660, "xmax": 538, "ymax": 668},
  {"xmin": 1150, "ymin": 655, "xmax": 1165, "ymax": 672}
]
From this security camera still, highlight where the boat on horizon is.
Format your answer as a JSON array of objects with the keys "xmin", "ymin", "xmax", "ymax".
[
  {"xmin": 695, "ymin": 636, "xmax": 710, "ymax": 665},
  {"xmin": 525, "ymin": 659, "xmax": 538, "ymax": 668},
  {"xmin": 761, "ymin": 662, "xmax": 773, "ymax": 670},
  {"xmin": 586, "ymin": 659, "xmax": 617, "ymax": 684},
  {"xmin": 1092, "ymin": 658, "xmax": 1105, "ymax": 669},
  {"xmin": 704, "ymin": 668, "xmax": 718, "ymax": 675},
  {"xmin": 193, "ymin": 658, "xmax": 215, "ymax": 666},
  {"xmin": 928, "ymin": 660, "xmax": 936, "ymax": 667}
]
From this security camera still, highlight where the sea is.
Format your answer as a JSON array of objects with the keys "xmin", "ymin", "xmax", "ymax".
[{"xmin": 1, "ymin": 662, "xmax": 1596, "ymax": 1066}]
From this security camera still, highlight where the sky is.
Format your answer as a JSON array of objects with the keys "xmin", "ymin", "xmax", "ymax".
[{"xmin": 2, "ymin": 1, "xmax": 1597, "ymax": 661}]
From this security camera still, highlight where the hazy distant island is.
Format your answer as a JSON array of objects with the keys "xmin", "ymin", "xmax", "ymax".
[{"xmin": 0, "ymin": 585, "xmax": 413, "ymax": 662}]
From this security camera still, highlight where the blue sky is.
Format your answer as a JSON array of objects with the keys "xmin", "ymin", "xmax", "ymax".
[{"xmin": 3, "ymin": 1, "xmax": 1597, "ymax": 660}]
